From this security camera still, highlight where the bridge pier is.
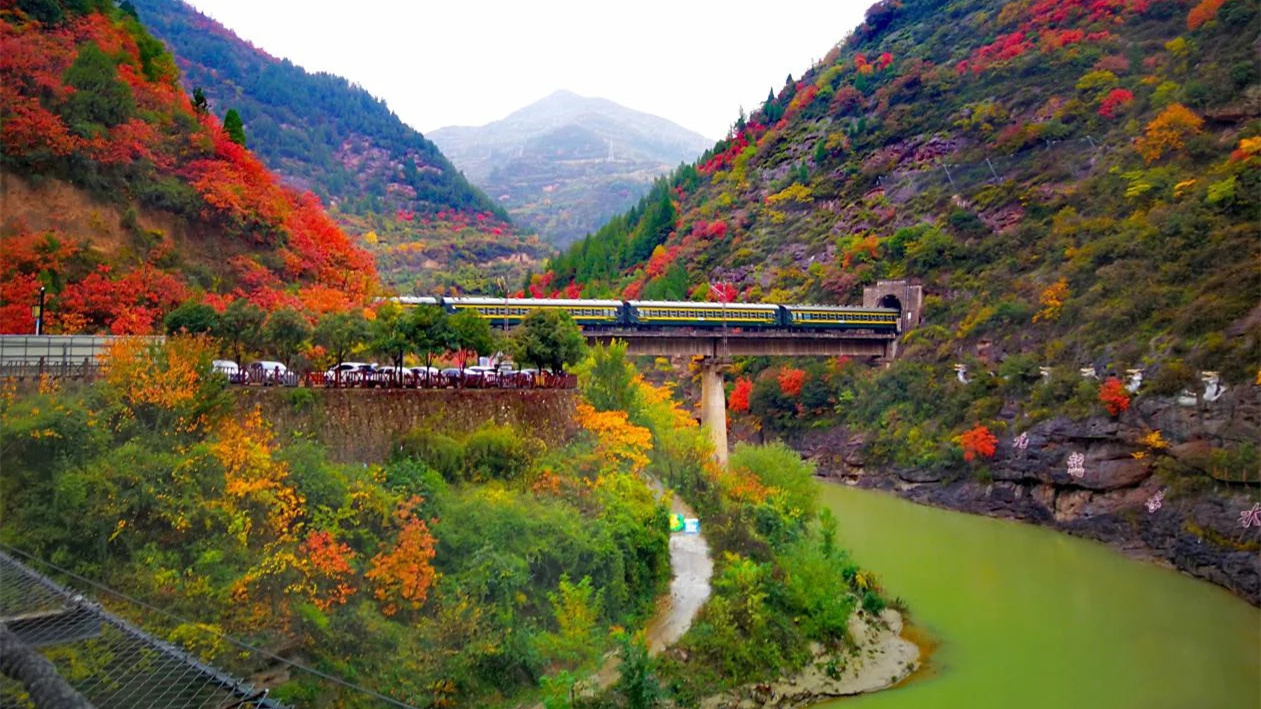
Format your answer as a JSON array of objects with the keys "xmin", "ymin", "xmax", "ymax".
[{"xmin": 699, "ymin": 357, "xmax": 729, "ymax": 466}]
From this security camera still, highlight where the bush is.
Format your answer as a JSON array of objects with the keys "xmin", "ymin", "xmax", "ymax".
[
  {"xmin": 1144, "ymin": 359, "xmax": 1198, "ymax": 396},
  {"xmin": 729, "ymin": 442, "xmax": 818, "ymax": 518},
  {"xmin": 392, "ymin": 428, "xmax": 464, "ymax": 482},
  {"xmin": 861, "ymin": 590, "xmax": 886, "ymax": 616},
  {"xmin": 463, "ymin": 425, "xmax": 539, "ymax": 482},
  {"xmin": 382, "ymin": 457, "xmax": 448, "ymax": 499}
]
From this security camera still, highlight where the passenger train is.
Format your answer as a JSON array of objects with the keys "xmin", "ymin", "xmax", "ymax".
[{"xmin": 394, "ymin": 296, "xmax": 900, "ymax": 333}]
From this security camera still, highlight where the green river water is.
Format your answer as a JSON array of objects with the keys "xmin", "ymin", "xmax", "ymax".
[{"xmin": 815, "ymin": 483, "xmax": 1260, "ymax": 709}]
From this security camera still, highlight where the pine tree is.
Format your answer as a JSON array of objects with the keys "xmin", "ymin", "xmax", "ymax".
[
  {"xmin": 192, "ymin": 87, "xmax": 208, "ymax": 116},
  {"xmin": 62, "ymin": 42, "xmax": 134, "ymax": 133},
  {"xmin": 224, "ymin": 108, "xmax": 247, "ymax": 146}
]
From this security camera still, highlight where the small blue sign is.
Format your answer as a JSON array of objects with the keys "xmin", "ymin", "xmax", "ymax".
[{"xmin": 683, "ymin": 518, "xmax": 700, "ymax": 535}]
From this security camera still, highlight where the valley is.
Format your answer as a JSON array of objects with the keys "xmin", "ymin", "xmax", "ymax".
[{"xmin": 0, "ymin": 0, "xmax": 1257, "ymax": 706}]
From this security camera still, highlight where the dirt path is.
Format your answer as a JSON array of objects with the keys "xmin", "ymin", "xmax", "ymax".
[
  {"xmin": 645, "ymin": 492, "xmax": 713, "ymax": 654},
  {"xmin": 568, "ymin": 489, "xmax": 714, "ymax": 699}
]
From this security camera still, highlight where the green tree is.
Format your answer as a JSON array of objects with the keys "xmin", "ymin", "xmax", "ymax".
[
  {"xmin": 370, "ymin": 303, "xmax": 413, "ymax": 371},
  {"xmin": 223, "ymin": 108, "xmax": 246, "ymax": 146},
  {"xmin": 579, "ymin": 341, "xmax": 639, "ymax": 414},
  {"xmin": 261, "ymin": 307, "xmax": 310, "ymax": 366},
  {"xmin": 17, "ymin": 0, "xmax": 63, "ymax": 25},
  {"xmin": 62, "ymin": 42, "xmax": 134, "ymax": 133},
  {"xmin": 406, "ymin": 305, "xmax": 455, "ymax": 372},
  {"xmin": 218, "ymin": 298, "xmax": 265, "ymax": 364},
  {"xmin": 191, "ymin": 87, "xmax": 208, "ymax": 116},
  {"xmin": 163, "ymin": 301, "xmax": 219, "ymax": 335},
  {"xmin": 450, "ymin": 309, "xmax": 495, "ymax": 369},
  {"xmin": 313, "ymin": 310, "xmax": 369, "ymax": 371},
  {"xmin": 513, "ymin": 309, "xmax": 585, "ymax": 374},
  {"xmin": 615, "ymin": 632, "xmax": 663, "ymax": 709}
]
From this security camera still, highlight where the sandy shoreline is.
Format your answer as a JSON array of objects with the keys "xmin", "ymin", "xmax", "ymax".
[{"xmin": 699, "ymin": 609, "xmax": 922, "ymax": 709}]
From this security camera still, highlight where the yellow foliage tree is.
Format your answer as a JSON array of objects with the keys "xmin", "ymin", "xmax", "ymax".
[
  {"xmin": 365, "ymin": 496, "xmax": 438, "ymax": 616},
  {"xmin": 1136, "ymin": 104, "xmax": 1204, "ymax": 163},
  {"xmin": 575, "ymin": 401, "xmax": 653, "ymax": 474},
  {"xmin": 213, "ymin": 407, "xmax": 303, "ymax": 546},
  {"xmin": 1033, "ymin": 279, "xmax": 1069, "ymax": 323},
  {"xmin": 102, "ymin": 335, "xmax": 220, "ymax": 431},
  {"xmin": 766, "ymin": 183, "xmax": 814, "ymax": 206}
]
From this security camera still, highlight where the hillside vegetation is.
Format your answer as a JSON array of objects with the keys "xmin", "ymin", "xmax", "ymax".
[
  {"xmin": 548, "ymin": 0, "xmax": 1259, "ymax": 377},
  {"xmin": 126, "ymin": 0, "xmax": 550, "ymax": 293},
  {"xmin": 543, "ymin": 0, "xmax": 1259, "ymax": 469},
  {"xmin": 0, "ymin": 336, "xmax": 897, "ymax": 706},
  {"xmin": 0, "ymin": 0, "xmax": 377, "ymax": 334}
]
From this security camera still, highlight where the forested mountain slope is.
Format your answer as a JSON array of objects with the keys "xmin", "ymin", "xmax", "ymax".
[
  {"xmin": 126, "ymin": 0, "xmax": 550, "ymax": 293},
  {"xmin": 0, "ymin": 0, "xmax": 377, "ymax": 334},
  {"xmin": 548, "ymin": 0, "xmax": 1259, "ymax": 378},
  {"xmin": 431, "ymin": 90, "xmax": 712, "ymax": 247}
]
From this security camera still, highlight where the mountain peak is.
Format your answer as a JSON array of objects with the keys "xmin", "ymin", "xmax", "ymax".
[{"xmin": 430, "ymin": 94, "xmax": 714, "ymax": 246}]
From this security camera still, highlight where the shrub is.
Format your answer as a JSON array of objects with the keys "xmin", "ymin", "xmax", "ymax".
[
  {"xmin": 1144, "ymin": 360, "xmax": 1198, "ymax": 396},
  {"xmin": 729, "ymin": 442, "xmax": 818, "ymax": 518},
  {"xmin": 392, "ymin": 428, "xmax": 464, "ymax": 482},
  {"xmin": 1098, "ymin": 377, "xmax": 1131, "ymax": 416},
  {"xmin": 958, "ymin": 424, "xmax": 998, "ymax": 462},
  {"xmin": 463, "ymin": 425, "xmax": 539, "ymax": 482},
  {"xmin": 861, "ymin": 590, "xmax": 887, "ymax": 616}
]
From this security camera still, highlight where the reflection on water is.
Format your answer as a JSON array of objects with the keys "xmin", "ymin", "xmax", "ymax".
[{"xmin": 815, "ymin": 483, "xmax": 1260, "ymax": 709}]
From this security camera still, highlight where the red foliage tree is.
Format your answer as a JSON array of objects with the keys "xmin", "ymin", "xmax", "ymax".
[
  {"xmin": 777, "ymin": 368, "xmax": 806, "ymax": 397},
  {"xmin": 1098, "ymin": 377, "xmax": 1131, "ymax": 416},
  {"xmin": 959, "ymin": 425, "xmax": 998, "ymax": 462},
  {"xmin": 0, "ymin": 273, "xmax": 41, "ymax": 334},
  {"xmin": 730, "ymin": 378, "xmax": 753, "ymax": 413},
  {"xmin": 365, "ymin": 496, "xmax": 438, "ymax": 616},
  {"xmin": 300, "ymin": 530, "xmax": 357, "ymax": 610},
  {"xmin": 1097, "ymin": 88, "xmax": 1134, "ymax": 118},
  {"xmin": 1187, "ymin": 0, "xmax": 1226, "ymax": 29},
  {"xmin": 707, "ymin": 282, "xmax": 738, "ymax": 303}
]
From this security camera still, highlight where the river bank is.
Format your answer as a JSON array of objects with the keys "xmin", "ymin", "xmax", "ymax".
[
  {"xmin": 789, "ymin": 388, "xmax": 1261, "ymax": 606},
  {"xmin": 698, "ymin": 609, "xmax": 920, "ymax": 709}
]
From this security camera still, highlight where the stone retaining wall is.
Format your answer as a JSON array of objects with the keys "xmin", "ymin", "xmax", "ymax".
[{"xmin": 235, "ymin": 388, "xmax": 578, "ymax": 464}]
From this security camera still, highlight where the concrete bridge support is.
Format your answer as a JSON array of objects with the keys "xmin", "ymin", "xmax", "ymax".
[{"xmin": 699, "ymin": 357, "xmax": 729, "ymax": 465}]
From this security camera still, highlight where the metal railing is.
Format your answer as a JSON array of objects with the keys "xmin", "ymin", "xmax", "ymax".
[
  {"xmin": 0, "ymin": 548, "xmax": 286, "ymax": 709},
  {"xmin": 0, "ymin": 335, "xmax": 160, "ymax": 365}
]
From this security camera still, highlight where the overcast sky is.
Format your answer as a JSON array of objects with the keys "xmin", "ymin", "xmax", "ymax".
[{"xmin": 183, "ymin": 0, "xmax": 870, "ymax": 141}]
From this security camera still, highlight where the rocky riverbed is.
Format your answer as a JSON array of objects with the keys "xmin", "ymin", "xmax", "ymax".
[{"xmin": 792, "ymin": 387, "xmax": 1261, "ymax": 605}]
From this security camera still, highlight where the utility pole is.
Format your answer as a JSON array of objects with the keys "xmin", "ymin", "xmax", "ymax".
[
  {"xmin": 711, "ymin": 282, "xmax": 730, "ymax": 356},
  {"xmin": 496, "ymin": 276, "xmax": 508, "ymax": 370}
]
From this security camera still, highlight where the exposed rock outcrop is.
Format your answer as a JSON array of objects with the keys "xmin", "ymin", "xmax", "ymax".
[{"xmin": 796, "ymin": 388, "xmax": 1261, "ymax": 606}]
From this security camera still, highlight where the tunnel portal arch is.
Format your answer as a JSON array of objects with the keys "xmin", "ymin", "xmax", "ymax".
[{"xmin": 863, "ymin": 280, "xmax": 923, "ymax": 333}]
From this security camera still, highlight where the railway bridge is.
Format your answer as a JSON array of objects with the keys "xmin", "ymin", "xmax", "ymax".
[{"xmin": 586, "ymin": 328, "xmax": 898, "ymax": 464}]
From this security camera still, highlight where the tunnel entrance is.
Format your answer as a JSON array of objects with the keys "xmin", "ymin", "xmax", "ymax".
[{"xmin": 862, "ymin": 280, "xmax": 923, "ymax": 336}]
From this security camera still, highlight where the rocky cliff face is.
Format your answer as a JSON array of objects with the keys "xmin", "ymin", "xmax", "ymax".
[{"xmin": 797, "ymin": 386, "xmax": 1261, "ymax": 605}]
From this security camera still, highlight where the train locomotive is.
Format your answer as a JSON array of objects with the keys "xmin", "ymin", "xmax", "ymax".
[{"xmin": 395, "ymin": 296, "xmax": 900, "ymax": 333}]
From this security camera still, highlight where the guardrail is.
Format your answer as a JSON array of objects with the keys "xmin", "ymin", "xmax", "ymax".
[
  {"xmin": 0, "ymin": 335, "xmax": 160, "ymax": 365},
  {"xmin": 0, "ymin": 360, "xmax": 102, "ymax": 381},
  {"xmin": 303, "ymin": 370, "xmax": 577, "ymax": 390}
]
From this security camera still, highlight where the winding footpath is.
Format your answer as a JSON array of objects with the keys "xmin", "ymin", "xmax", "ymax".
[
  {"xmin": 577, "ymin": 491, "xmax": 714, "ymax": 695},
  {"xmin": 645, "ymin": 493, "xmax": 714, "ymax": 654}
]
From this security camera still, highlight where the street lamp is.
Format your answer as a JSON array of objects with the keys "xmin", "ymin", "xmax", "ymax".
[{"xmin": 31, "ymin": 287, "xmax": 45, "ymax": 335}]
